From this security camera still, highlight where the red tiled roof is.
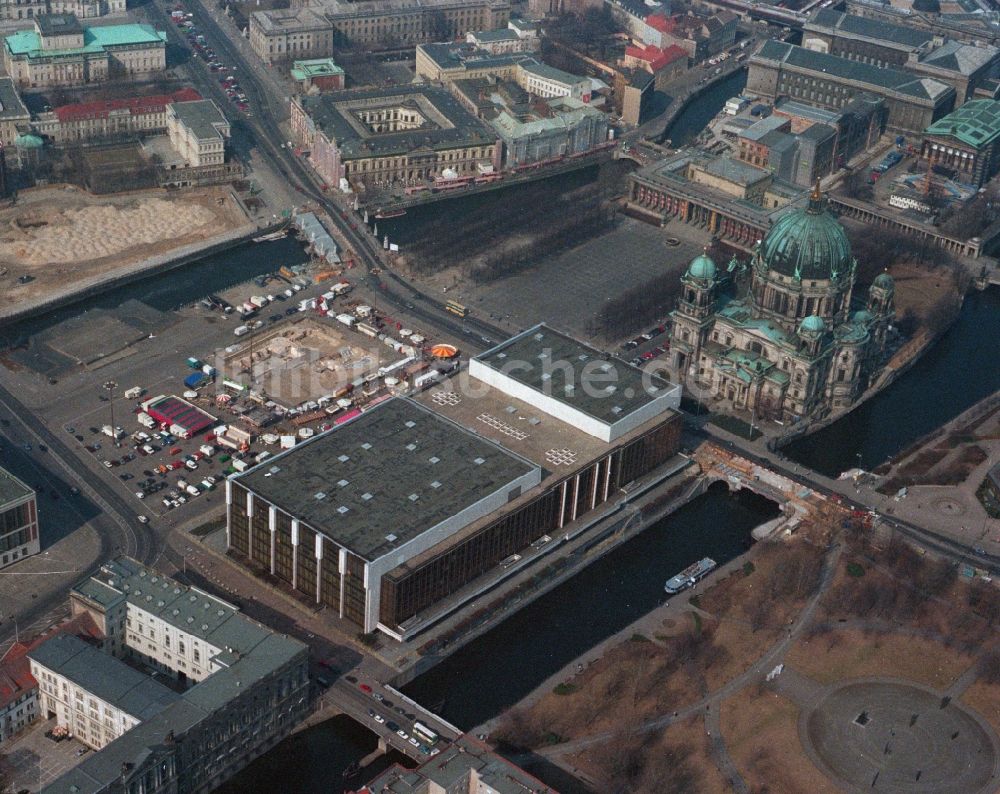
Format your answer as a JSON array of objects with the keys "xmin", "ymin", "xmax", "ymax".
[
  {"xmin": 0, "ymin": 613, "xmax": 104, "ymax": 710},
  {"xmin": 645, "ymin": 13, "xmax": 673, "ymax": 33},
  {"xmin": 659, "ymin": 44, "xmax": 689, "ymax": 65},
  {"xmin": 53, "ymin": 88, "xmax": 202, "ymax": 123},
  {"xmin": 625, "ymin": 44, "xmax": 688, "ymax": 71}
]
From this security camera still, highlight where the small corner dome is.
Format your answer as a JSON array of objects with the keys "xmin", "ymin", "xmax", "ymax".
[
  {"xmin": 687, "ymin": 253, "xmax": 717, "ymax": 281},
  {"xmin": 852, "ymin": 309, "xmax": 874, "ymax": 325},
  {"xmin": 873, "ymin": 272, "xmax": 894, "ymax": 291},
  {"xmin": 799, "ymin": 314, "xmax": 826, "ymax": 334}
]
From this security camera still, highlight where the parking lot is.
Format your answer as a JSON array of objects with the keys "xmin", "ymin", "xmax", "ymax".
[
  {"xmin": 4, "ymin": 718, "xmax": 94, "ymax": 793},
  {"xmin": 0, "ymin": 239, "xmax": 469, "ymax": 529},
  {"xmin": 169, "ymin": 7, "xmax": 252, "ymax": 116}
]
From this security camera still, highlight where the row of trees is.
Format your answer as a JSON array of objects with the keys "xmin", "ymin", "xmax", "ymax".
[
  {"xmin": 468, "ymin": 204, "xmax": 616, "ymax": 283},
  {"xmin": 586, "ymin": 269, "xmax": 683, "ymax": 340},
  {"xmin": 405, "ymin": 169, "xmax": 624, "ymax": 276}
]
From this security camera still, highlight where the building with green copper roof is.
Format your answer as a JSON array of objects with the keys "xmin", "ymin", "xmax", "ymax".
[
  {"xmin": 3, "ymin": 14, "xmax": 166, "ymax": 88},
  {"xmin": 290, "ymin": 58, "xmax": 344, "ymax": 93},
  {"xmin": 921, "ymin": 99, "xmax": 1000, "ymax": 187},
  {"xmin": 670, "ymin": 188, "xmax": 897, "ymax": 423}
]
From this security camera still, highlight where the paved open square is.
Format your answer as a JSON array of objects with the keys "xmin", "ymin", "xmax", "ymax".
[
  {"xmin": 470, "ymin": 216, "xmax": 712, "ymax": 340},
  {"xmin": 4, "ymin": 718, "xmax": 92, "ymax": 792},
  {"xmin": 802, "ymin": 680, "xmax": 999, "ymax": 794}
]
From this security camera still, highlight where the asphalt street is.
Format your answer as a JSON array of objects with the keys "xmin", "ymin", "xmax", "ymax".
[
  {"xmin": 153, "ymin": 0, "xmax": 513, "ymax": 350},
  {"xmin": 0, "ymin": 379, "xmax": 182, "ymax": 654}
]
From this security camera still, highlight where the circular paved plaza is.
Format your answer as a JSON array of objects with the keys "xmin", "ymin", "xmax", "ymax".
[{"xmin": 802, "ymin": 680, "xmax": 999, "ymax": 793}]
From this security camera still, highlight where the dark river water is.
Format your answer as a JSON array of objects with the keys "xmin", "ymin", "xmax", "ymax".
[
  {"xmin": 401, "ymin": 483, "xmax": 779, "ymax": 729},
  {"xmin": 0, "ymin": 235, "xmax": 309, "ymax": 345},
  {"xmin": 784, "ymin": 288, "xmax": 1000, "ymax": 477},
  {"xmin": 662, "ymin": 69, "xmax": 748, "ymax": 147}
]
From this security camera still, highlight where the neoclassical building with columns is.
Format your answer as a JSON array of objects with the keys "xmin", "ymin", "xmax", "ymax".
[{"xmin": 669, "ymin": 187, "xmax": 895, "ymax": 422}]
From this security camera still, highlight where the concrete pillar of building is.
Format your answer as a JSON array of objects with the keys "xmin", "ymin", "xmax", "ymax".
[
  {"xmin": 246, "ymin": 492, "xmax": 254, "ymax": 561},
  {"xmin": 602, "ymin": 453, "xmax": 613, "ymax": 502},
  {"xmin": 291, "ymin": 519, "xmax": 300, "ymax": 591},
  {"xmin": 338, "ymin": 547, "xmax": 348, "ymax": 619},
  {"xmin": 314, "ymin": 533, "xmax": 324, "ymax": 604},
  {"xmin": 225, "ymin": 480, "xmax": 232, "ymax": 548},
  {"xmin": 589, "ymin": 462, "xmax": 600, "ymax": 510},
  {"xmin": 570, "ymin": 474, "xmax": 581, "ymax": 522},
  {"xmin": 557, "ymin": 480, "xmax": 568, "ymax": 529},
  {"xmin": 268, "ymin": 505, "xmax": 277, "ymax": 576}
]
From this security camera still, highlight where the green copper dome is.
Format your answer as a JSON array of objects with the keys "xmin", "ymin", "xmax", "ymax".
[
  {"xmin": 14, "ymin": 133, "xmax": 43, "ymax": 149},
  {"xmin": 852, "ymin": 309, "xmax": 874, "ymax": 325},
  {"xmin": 759, "ymin": 191, "xmax": 851, "ymax": 281},
  {"xmin": 687, "ymin": 253, "xmax": 717, "ymax": 281},
  {"xmin": 799, "ymin": 314, "xmax": 826, "ymax": 334},
  {"xmin": 873, "ymin": 272, "xmax": 895, "ymax": 291}
]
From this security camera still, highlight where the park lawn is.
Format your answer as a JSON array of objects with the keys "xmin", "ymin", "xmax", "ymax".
[
  {"xmin": 721, "ymin": 687, "xmax": 839, "ymax": 794},
  {"xmin": 962, "ymin": 680, "xmax": 1000, "ymax": 735},
  {"xmin": 786, "ymin": 629, "xmax": 972, "ymax": 690},
  {"xmin": 703, "ymin": 618, "xmax": 783, "ymax": 692},
  {"xmin": 567, "ymin": 715, "xmax": 731, "ymax": 794}
]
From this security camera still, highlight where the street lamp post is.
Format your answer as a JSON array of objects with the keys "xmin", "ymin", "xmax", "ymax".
[{"xmin": 103, "ymin": 380, "xmax": 118, "ymax": 447}]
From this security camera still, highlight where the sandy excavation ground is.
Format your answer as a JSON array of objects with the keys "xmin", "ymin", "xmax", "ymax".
[{"xmin": 0, "ymin": 185, "xmax": 248, "ymax": 312}]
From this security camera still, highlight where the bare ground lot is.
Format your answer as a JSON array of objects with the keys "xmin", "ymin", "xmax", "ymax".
[{"xmin": 0, "ymin": 184, "xmax": 247, "ymax": 311}]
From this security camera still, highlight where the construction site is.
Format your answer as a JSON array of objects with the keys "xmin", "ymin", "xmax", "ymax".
[{"xmin": 220, "ymin": 316, "xmax": 409, "ymax": 408}]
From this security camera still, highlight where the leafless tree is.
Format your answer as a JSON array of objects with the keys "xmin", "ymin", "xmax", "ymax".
[{"xmin": 977, "ymin": 649, "xmax": 1000, "ymax": 685}]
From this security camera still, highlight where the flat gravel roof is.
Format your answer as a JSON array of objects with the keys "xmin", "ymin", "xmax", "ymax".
[
  {"xmin": 474, "ymin": 325, "xmax": 676, "ymax": 426},
  {"xmin": 235, "ymin": 398, "xmax": 538, "ymax": 561}
]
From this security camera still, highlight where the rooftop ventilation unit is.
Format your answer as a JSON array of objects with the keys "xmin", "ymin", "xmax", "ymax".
[
  {"xmin": 337, "ymin": 505, "xmax": 350, "ymax": 514},
  {"xmin": 386, "ymin": 533, "xmax": 398, "ymax": 542},
  {"xmin": 314, "ymin": 492, "xmax": 327, "ymax": 500},
  {"xmin": 338, "ymin": 455, "xmax": 350, "ymax": 463}
]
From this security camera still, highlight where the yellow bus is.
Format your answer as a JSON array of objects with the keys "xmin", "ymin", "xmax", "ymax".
[{"xmin": 445, "ymin": 300, "xmax": 467, "ymax": 318}]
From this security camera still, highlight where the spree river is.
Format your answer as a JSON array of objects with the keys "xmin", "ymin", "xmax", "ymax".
[
  {"xmin": 784, "ymin": 288, "xmax": 1000, "ymax": 477},
  {"xmin": 401, "ymin": 484, "xmax": 778, "ymax": 729},
  {"xmin": 213, "ymin": 484, "xmax": 779, "ymax": 794}
]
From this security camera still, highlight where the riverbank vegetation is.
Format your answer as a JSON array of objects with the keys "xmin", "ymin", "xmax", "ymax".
[
  {"xmin": 872, "ymin": 396, "xmax": 999, "ymax": 495},
  {"xmin": 492, "ymin": 539, "xmax": 825, "ymax": 790},
  {"xmin": 493, "ymin": 514, "xmax": 1000, "ymax": 792}
]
